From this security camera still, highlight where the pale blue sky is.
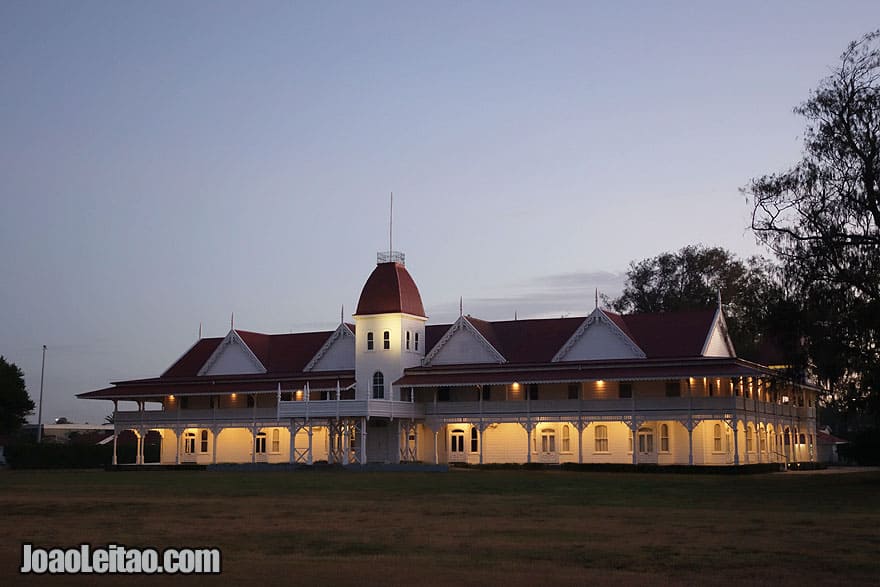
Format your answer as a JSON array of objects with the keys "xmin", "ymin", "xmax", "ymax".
[{"xmin": 2, "ymin": 1, "xmax": 878, "ymax": 423}]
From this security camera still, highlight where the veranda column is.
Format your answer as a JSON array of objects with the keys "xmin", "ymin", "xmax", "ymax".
[
  {"xmin": 307, "ymin": 424, "xmax": 313, "ymax": 465},
  {"xmin": 112, "ymin": 400, "xmax": 118, "ymax": 465},
  {"xmin": 251, "ymin": 426, "xmax": 256, "ymax": 465},
  {"xmin": 478, "ymin": 423, "xmax": 484, "ymax": 465},
  {"xmin": 174, "ymin": 428, "xmax": 180, "ymax": 465},
  {"xmin": 526, "ymin": 419, "xmax": 533, "ymax": 464},
  {"xmin": 341, "ymin": 421, "xmax": 350, "ymax": 465},
  {"xmin": 732, "ymin": 421, "xmax": 740, "ymax": 466},
  {"xmin": 360, "ymin": 417, "xmax": 367, "ymax": 465},
  {"xmin": 212, "ymin": 427, "xmax": 218, "ymax": 464},
  {"xmin": 577, "ymin": 421, "xmax": 584, "ymax": 465},
  {"xmin": 288, "ymin": 423, "xmax": 296, "ymax": 464},
  {"xmin": 393, "ymin": 419, "xmax": 401, "ymax": 464},
  {"xmin": 433, "ymin": 429, "xmax": 439, "ymax": 465},
  {"xmin": 687, "ymin": 421, "xmax": 694, "ymax": 466},
  {"xmin": 631, "ymin": 426, "xmax": 638, "ymax": 465}
]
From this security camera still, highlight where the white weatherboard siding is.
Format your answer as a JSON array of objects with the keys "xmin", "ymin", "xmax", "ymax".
[
  {"xmin": 309, "ymin": 331, "xmax": 356, "ymax": 371},
  {"xmin": 556, "ymin": 318, "xmax": 642, "ymax": 361},
  {"xmin": 354, "ymin": 313, "xmax": 426, "ymax": 400},
  {"xmin": 704, "ymin": 321, "xmax": 734, "ymax": 357},
  {"xmin": 201, "ymin": 339, "xmax": 264, "ymax": 375},
  {"xmin": 430, "ymin": 326, "xmax": 501, "ymax": 365}
]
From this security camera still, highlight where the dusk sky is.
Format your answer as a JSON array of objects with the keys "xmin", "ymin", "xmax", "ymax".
[{"xmin": 2, "ymin": 1, "xmax": 879, "ymax": 424}]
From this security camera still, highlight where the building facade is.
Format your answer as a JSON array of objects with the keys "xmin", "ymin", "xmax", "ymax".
[{"xmin": 80, "ymin": 252, "xmax": 818, "ymax": 467}]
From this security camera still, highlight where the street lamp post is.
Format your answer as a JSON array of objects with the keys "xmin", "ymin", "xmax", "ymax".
[{"xmin": 36, "ymin": 345, "xmax": 46, "ymax": 443}]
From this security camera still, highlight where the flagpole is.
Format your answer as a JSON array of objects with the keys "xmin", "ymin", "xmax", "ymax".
[{"xmin": 36, "ymin": 345, "xmax": 46, "ymax": 443}]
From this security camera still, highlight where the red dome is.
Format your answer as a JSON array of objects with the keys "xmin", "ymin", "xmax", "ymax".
[{"xmin": 356, "ymin": 262, "xmax": 426, "ymax": 317}]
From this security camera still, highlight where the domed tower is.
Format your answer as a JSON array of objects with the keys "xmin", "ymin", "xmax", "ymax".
[{"xmin": 354, "ymin": 251, "xmax": 427, "ymax": 401}]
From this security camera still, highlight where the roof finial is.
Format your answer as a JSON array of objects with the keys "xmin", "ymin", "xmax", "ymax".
[
  {"xmin": 389, "ymin": 191, "xmax": 393, "ymax": 256},
  {"xmin": 198, "ymin": 322, "xmax": 202, "ymax": 339},
  {"xmin": 717, "ymin": 288, "xmax": 722, "ymax": 311},
  {"xmin": 595, "ymin": 288, "xmax": 599, "ymax": 310},
  {"xmin": 231, "ymin": 312, "xmax": 234, "ymax": 330},
  {"xmin": 341, "ymin": 304, "xmax": 344, "ymax": 325},
  {"xmin": 459, "ymin": 296, "xmax": 463, "ymax": 317},
  {"xmin": 514, "ymin": 310, "xmax": 518, "ymax": 321}
]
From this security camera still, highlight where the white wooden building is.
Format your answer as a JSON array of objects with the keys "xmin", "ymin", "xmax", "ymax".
[{"xmin": 79, "ymin": 251, "xmax": 819, "ymax": 467}]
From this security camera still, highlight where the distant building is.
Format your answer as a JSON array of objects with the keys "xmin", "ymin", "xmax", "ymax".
[
  {"xmin": 21, "ymin": 423, "xmax": 114, "ymax": 445},
  {"xmin": 817, "ymin": 428, "xmax": 848, "ymax": 463},
  {"xmin": 79, "ymin": 251, "xmax": 819, "ymax": 467}
]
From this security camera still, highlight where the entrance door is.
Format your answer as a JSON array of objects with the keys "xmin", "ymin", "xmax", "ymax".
[
  {"xmin": 539, "ymin": 428, "xmax": 559, "ymax": 463},
  {"xmin": 637, "ymin": 427, "xmax": 657, "ymax": 464},
  {"xmin": 449, "ymin": 429, "xmax": 466, "ymax": 462}
]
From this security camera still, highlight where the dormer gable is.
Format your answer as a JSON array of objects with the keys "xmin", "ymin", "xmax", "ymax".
[
  {"xmin": 552, "ymin": 308, "xmax": 646, "ymax": 362},
  {"xmin": 702, "ymin": 308, "xmax": 736, "ymax": 357},
  {"xmin": 197, "ymin": 330, "xmax": 267, "ymax": 376},
  {"xmin": 423, "ymin": 315, "xmax": 506, "ymax": 366},
  {"xmin": 304, "ymin": 323, "xmax": 356, "ymax": 371}
]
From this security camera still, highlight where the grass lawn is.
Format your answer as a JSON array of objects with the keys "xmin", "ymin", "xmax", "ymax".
[{"xmin": 1, "ymin": 468, "xmax": 878, "ymax": 585}]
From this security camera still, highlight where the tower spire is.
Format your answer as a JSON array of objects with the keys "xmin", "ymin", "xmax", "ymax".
[{"xmin": 389, "ymin": 191, "xmax": 393, "ymax": 256}]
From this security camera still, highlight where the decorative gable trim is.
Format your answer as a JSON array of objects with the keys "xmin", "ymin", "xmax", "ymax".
[
  {"xmin": 303, "ymin": 323, "xmax": 355, "ymax": 372},
  {"xmin": 552, "ymin": 308, "xmax": 646, "ymax": 362},
  {"xmin": 197, "ymin": 329, "xmax": 267, "ymax": 376},
  {"xmin": 423, "ymin": 315, "xmax": 506, "ymax": 366},
  {"xmin": 701, "ymin": 309, "xmax": 737, "ymax": 358}
]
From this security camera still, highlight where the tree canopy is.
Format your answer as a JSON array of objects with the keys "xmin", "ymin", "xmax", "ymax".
[
  {"xmin": 609, "ymin": 245, "xmax": 788, "ymax": 362},
  {"xmin": 745, "ymin": 31, "xmax": 880, "ymax": 428},
  {"xmin": 0, "ymin": 355, "xmax": 35, "ymax": 436}
]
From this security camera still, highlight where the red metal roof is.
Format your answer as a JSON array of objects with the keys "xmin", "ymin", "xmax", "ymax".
[
  {"xmin": 355, "ymin": 262, "xmax": 426, "ymax": 317},
  {"xmin": 619, "ymin": 309, "xmax": 717, "ymax": 358},
  {"xmin": 162, "ymin": 338, "xmax": 223, "ymax": 377},
  {"xmin": 234, "ymin": 329, "xmax": 333, "ymax": 373}
]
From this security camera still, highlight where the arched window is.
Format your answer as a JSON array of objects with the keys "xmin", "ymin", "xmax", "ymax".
[
  {"xmin": 470, "ymin": 427, "xmax": 479, "ymax": 452},
  {"xmin": 184, "ymin": 431, "xmax": 196, "ymax": 454},
  {"xmin": 660, "ymin": 424, "xmax": 669, "ymax": 452},
  {"xmin": 594, "ymin": 425, "xmax": 608, "ymax": 452},
  {"xmin": 713, "ymin": 423, "xmax": 723, "ymax": 452},
  {"xmin": 372, "ymin": 372, "xmax": 385, "ymax": 399},
  {"xmin": 271, "ymin": 429, "xmax": 280, "ymax": 453},
  {"xmin": 562, "ymin": 425, "xmax": 571, "ymax": 452},
  {"xmin": 200, "ymin": 429, "xmax": 209, "ymax": 453},
  {"xmin": 367, "ymin": 331, "xmax": 374, "ymax": 350},
  {"xmin": 746, "ymin": 424, "xmax": 754, "ymax": 453},
  {"xmin": 255, "ymin": 432, "xmax": 267, "ymax": 454}
]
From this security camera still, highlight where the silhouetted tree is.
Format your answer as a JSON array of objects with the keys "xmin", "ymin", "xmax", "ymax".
[
  {"xmin": 0, "ymin": 356, "xmax": 35, "ymax": 436},
  {"xmin": 610, "ymin": 245, "xmax": 792, "ymax": 363},
  {"xmin": 744, "ymin": 31, "xmax": 880, "ymax": 431}
]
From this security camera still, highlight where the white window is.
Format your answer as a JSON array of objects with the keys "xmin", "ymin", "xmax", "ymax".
[
  {"xmin": 713, "ymin": 424, "xmax": 723, "ymax": 452},
  {"xmin": 271, "ymin": 429, "xmax": 280, "ymax": 453},
  {"xmin": 414, "ymin": 332, "xmax": 420, "ymax": 351},
  {"xmin": 255, "ymin": 432, "xmax": 267, "ymax": 454},
  {"xmin": 746, "ymin": 425, "xmax": 754, "ymax": 453},
  {"xmin": 184, "ymin": 432, "xmax": 196, "ymax": 454},
  {"xmin": 470, "ymin": 427, "xmax": 479, "ymax": 452},
  {"xmin": 366, "ymin": 332, "xmax": 374, "ymax": 351},
  {"xmin": 562, "ymin": 425, "xmax": 571, "ymax": 452},
  {"xmin": 372, "ymin": 371, "xmax": 385, "ymax": 399},
  {"xmin": 383, "ymin": 330, "xmax": 390, "ymax": 350},
  {"xmin": 594, "ymin": 425, "xmax": 608, "ymax": 452},
  {"xmin": 199, "ymin": 430, "xmax": 209, "ymax": 453},
  {"xmin": 406, "ymin": 331, "xmax": 411, "ymax": 350},
  {"xmin": 660, "ymin": 424, "xmax": 669, "ymax": 452}
]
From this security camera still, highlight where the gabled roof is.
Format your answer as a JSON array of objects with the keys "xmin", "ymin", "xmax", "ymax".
[
  {"xmin": 423, "ymin": 315, "xmax": 506, "ymax": 365},
  {"xmin": 355, "ymin": 262, "xmax": 426, "ymax": 317},
  {"xmin": 163, "ymin": 329, "xmax": 338, "ymax": 378}
]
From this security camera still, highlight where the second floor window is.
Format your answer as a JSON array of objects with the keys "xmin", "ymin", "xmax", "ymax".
[
  {"xmin": 367, "ymin": 332, "xmax": 374, "ymax": 350},
  {"xmin": 528, "ymin": 384, "xmax": 539, "ymax": 401},
  {"xmin": 414, "ymin": 332, "xmax": 420, "ymax": 351},
  {"xmin": 406, "ymin": 331, "xmax": 411, "ymax": 350},
  {"xmin": 383, "ymin": 330, "xmax": 390, "ymax": 350},
  {"xmin": 665, "ymin": 380, "xmax": 680, "ymax": 397},
  {"xmin": 619, "ymin": 382, "xmax": 633, "ymax": 399}
]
